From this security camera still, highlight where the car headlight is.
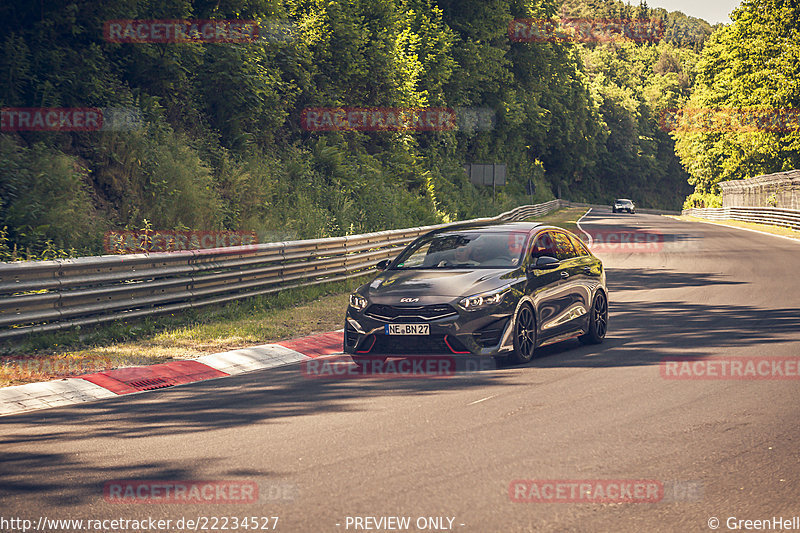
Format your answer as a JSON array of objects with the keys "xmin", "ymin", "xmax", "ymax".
[
  {"xmin": 349, "ymin": 293, "xmax": 368, "ymax": 311},
  {"xmin": 459, "ymin": 288, "xmax": 507, "ymax": 310}
]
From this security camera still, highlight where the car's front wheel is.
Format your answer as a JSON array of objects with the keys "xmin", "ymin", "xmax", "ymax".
[
  {"xmin": 579, "ymin": 291, "xmax": 608, "ymax": 345},
  {"xmin": 509, "ymin": 303, "xmax": 537, "ymax": 365}
]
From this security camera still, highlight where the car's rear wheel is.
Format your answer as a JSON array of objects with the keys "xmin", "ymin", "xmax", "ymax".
[
  {"xmin": 579, "ymin": 291, "xmax": 608, "ymax": 345},
  {"xmin": 509, "ymin": 303, "xmax": 537, "ymax": 365}
]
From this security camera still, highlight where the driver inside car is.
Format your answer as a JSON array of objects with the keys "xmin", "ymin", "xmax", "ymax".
[
  {"xmin": 530, "ymin": 234, "xmax": 556, "ymax": 260},
  {"xmin": 453, "ymin": 244, "xmax": 477, "ymax": 265}
]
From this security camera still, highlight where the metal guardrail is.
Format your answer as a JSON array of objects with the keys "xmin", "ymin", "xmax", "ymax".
[
  {"xmin": 0, "ymin": 201, "xmax": 563, "ymax": 340},
  {"xmin": 682, "ymin": 206, "xmax": 800, "ymax": 230}
]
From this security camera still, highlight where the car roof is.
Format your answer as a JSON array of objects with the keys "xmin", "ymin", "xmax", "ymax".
[
  {"xmin": 427, "ymin": 221, "xmax": 543, "ymax": 235},
  {"xmin": 423, "ymin": 221, "xmax": 584, "ymax": 239}
]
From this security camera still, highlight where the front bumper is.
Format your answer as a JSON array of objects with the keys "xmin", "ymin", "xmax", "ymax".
[{"xmin": 344, "ymin": 302, "xmax": 515, "ymax": 357}]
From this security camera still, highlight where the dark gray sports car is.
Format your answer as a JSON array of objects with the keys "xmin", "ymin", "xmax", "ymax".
[{"xmin": 344, "ymin": 221, "xmax": 608, "ymax": 365}]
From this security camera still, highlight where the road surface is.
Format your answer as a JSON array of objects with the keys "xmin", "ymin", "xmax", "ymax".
[{"xmin": 2, "ymin": 210, "xmax": 799, "ymax": 532}]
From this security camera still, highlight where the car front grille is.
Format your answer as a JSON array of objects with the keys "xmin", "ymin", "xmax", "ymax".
[{"xmin": 365, "ymin": 304, "xmax": 458, "ymax": 322}]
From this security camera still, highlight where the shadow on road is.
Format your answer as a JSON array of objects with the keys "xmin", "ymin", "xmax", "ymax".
[
  {"xmin": 0, "ymin": 354, "xmax": 522, "ymax": 504},
  {"xmin": 531, "ymin": 268, "xmax": 798, "ymax": 368},
  {"xmin": 606, "ymin": 267, "xmax": 744, "ymax": 291},
  {"xmin": 1, "ymin": 268, "xmax": 799, "ymax": 506},
  {"xmin": 530, "ymin": 299, "xmax": 800, "ymax": 369}
]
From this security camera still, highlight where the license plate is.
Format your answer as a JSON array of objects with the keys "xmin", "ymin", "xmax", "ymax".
[{"xmin": 385, "ymin": 324, "xmax": 430, "ymax": 336}]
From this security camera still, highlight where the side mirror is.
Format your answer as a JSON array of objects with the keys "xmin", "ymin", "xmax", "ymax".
[
  {"xmin": 376, "ymin": 259, "xmax": 390, "ymax": 270},
  {"xmin": 528, "ymin": 256, "xmax": 560, "ymax": 272}
]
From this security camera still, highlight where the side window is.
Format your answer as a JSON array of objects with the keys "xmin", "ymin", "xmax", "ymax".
[
  {"xmin": 529, "ymin": 232, "xmax": 556, "ymax": 260},
  {"xmin": 568, "ymin": 233, "xmax": 590, "ymax": 257},
  {"xmin": 551, "ymin": 232, "xmax": 576, "ymax": 261}
]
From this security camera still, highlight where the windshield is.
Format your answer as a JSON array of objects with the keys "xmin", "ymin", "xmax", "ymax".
[
  {"xmin": 616, "ymin": 199, "xmax": 633, "ymax": 205},
  {"xmin": 392, "ymin": 230, "xmax": 527, "ymax": 269}
]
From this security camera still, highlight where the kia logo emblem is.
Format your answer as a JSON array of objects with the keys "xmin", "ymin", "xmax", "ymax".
[{"xmin": 400, "ymin": 298, "xmax": 419, "ymax": 303}]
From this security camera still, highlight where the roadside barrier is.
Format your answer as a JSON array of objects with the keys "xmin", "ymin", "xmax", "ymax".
[
  {"xmin": 682, "ymin": 206, "xmax": 800, "ymax": 230},
  {"xmin": 1, "ymin": 201, "xmax": 564, "ymax": 340}
]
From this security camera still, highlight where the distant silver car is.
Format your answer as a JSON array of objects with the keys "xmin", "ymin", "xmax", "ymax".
[{"xmin": 612, "ymin": 199, "xmax": 635, "ymax": 214}]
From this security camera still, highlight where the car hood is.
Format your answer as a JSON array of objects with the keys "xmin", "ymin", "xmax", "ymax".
[{"xmin": 365, "ymin": 268, "xmax": 517, "ymax": 300}]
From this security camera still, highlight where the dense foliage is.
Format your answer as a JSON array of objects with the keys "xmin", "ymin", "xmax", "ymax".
[
  {"xmin": 0, "ymin": 0, "xmax": 704, "ymax": 259},
  {"xmin": 673, "ymin": 0, "xmax": 800, "ymax": 207}
]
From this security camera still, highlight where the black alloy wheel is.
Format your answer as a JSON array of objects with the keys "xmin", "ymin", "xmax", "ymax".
[
  {"xmin": 580, "ymin": 291, "xmax": 608, "ymax": 344},
  {"xmin": 510, "ymin": 303, "xmax": 537, "ymax": 364}
]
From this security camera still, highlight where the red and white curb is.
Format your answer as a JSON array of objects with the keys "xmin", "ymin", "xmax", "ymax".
[{"xmin": 0, "ymin": 331, "xmax": 344, "ymax": 417}]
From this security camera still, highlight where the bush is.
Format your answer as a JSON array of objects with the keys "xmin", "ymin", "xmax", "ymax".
[{"xmin": 0, "ymin": 135, "xmax": 97, "ymax": 258}]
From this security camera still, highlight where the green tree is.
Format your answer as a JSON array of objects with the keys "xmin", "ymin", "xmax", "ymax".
[{"xmin": 673, "ymin": 0, "xmax": 800, "ymax": 207}]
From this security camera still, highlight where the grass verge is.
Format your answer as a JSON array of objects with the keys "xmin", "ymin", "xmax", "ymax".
[
  {"xmin": 525, "ymin": 206, "xmax": 589, "ymax": 233},
  {"xmin": 0, "ymin": 277, "xmax": 370, "ymax": 387}
]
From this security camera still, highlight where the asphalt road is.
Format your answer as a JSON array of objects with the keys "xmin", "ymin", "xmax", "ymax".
[{"xmin": 2, "ymin": 210, "xmax": 799, "ymax": 533}]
